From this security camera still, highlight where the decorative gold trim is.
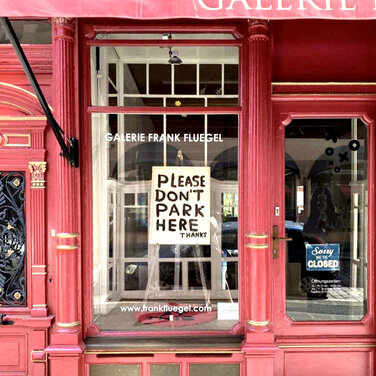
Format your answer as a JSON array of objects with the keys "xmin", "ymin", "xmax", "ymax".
[
  {"xmin": 245, "ymin": 233, "xmax": 268, "ymax": 239},
  {"xmin": 56, "ymin": 245, "xmax": 79, "ymax": 250},
  {"xmin": 56, "ymin": 232, "xmax": 80, "ymax": 239},
  {"xmin": 248, "ymin": 320, "xmax": 270, "ymax": 326},
  {"xmin": 31, "ymin": 350, "xmax": 47, "ymax": 363},
  {"xmin": 32, "ymin": 304, "xmax": 47, "ymax": 308},
  {"xmin": 0, "ymin": 116, "xmax": 46, "ymax": 121},
  {"xmin": 56, "ymin": 320, "xmax": 80, "ymax": 328},
  {"xmin": 0, "ymin": 82, "xmax": 53, "ymax": 111},
  {"xmin": 29, "ymin": 162, "xmax": 47, "ymax": 189},
  {"xmin": 0, "ymin": 101, "xmax": 33, "ymax": 115},
  {"xmin": 245, "ymin": 244, "xmax": 268, "ymax": 249},
  {"xmin": 272, "ymin": 82, "xmax": 376, "ymax": 86},
  {"xmin": 3, "ymin": 133, "xmax": 31, "ymax": 147},
  {"xmin": 32, "ymin": 265, "xmax": 47, "ymax": 268},
  {"xmin": 32, "ymin": 272, "xmax": 47, "ymax": 275},
  {"xmin": 279, "ymin": 344, "xmax": 376, "ymax": 348}
]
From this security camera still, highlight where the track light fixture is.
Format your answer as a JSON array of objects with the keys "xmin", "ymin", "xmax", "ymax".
[{"xmin": 168, "ymin": 47, "xmax": 182, "ymax": 64}]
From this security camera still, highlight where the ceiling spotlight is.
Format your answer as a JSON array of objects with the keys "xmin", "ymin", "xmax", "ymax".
[{"xmin": 168, "ymin": 48, "xmax": 182, "ymax": 64}]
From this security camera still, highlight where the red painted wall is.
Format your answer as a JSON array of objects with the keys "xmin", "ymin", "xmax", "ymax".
[{"xmin": 271, "ymin": 20, "xmax": 376, "ymax": 82}]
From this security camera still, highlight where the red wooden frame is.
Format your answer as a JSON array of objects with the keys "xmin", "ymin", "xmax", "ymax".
[
  {"xmin": 271, "ymin": 96, "xmax": 376, "ymax": 340},
  {"xmin": 83, "ymin": 352, "xmax": 245, "ymax": 376},
  {"xmin": 79, "ymin": 18, "xmax": 248, "ymax": 338}
]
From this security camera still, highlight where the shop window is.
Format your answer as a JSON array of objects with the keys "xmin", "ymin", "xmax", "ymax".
[
  {"xmin": 285, "ymin": 118, "xmax": 367, "ymax": 321},
  {"xmin": 0, "ymin": 172, "xmax": 26, "ymax": 306},
  {"xmin": 91, "ymin": 39, "xmax": 239, "ymax": 331}
]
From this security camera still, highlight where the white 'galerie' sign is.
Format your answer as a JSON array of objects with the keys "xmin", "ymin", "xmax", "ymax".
[{"xmin": 149, "ymin": 166, "xmax": 210, "ymax": 245}]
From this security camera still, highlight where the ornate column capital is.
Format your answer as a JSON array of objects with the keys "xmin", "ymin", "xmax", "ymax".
[
  {"xmin": 29, "ymin": 161, "xmax": 47, "ymax": 189},
  {"xmin": 53, "ymin": 17, "xmax": 75, "ymax": 27},
  {"xmin": 248, "ymin": 19, "xmax": 270, "ymax": 41},
  {"xmin": 53, "ymin": 18, "xmax": 76, "ymax": 40}
]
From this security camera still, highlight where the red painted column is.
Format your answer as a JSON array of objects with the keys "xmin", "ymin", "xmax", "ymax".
[
  {"xmin": 53, "ymin": 16, "xmax": 80, "ymax": 335},
  {"xmin": 246, "ymin": 19, "xmax": 272, "ymax": 332},
  {"xmin": 242, "ymin": 20, "xmax": 277, "ymax": 376},
  {"xmin": 46, "ymin": 17, "xmax": 84, "ymax": 376}
]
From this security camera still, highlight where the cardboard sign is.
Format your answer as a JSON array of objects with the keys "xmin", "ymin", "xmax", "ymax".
[
  {"xmin": 149, "ymin": 166, "xmax": 210, "ymax": 245},
  {"xmin": 306, "ymin": 244, "xmax": 340, "ymax": 271}
]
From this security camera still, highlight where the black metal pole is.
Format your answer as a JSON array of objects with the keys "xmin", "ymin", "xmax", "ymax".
[{"xmin": 0, "ymin": 17, "xmax": 78, "ymax": 167}]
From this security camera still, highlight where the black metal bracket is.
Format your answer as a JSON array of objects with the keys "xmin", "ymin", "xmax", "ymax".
[{"xmin": 0, "ymin": 17, "xmax": 79, "ymax": 168}]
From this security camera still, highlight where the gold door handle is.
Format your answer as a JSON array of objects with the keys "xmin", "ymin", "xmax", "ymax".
[
  {"xmin": 272, "ymin": 225, "xmax": 292, "ymax": 259},
  {"xmin": 278, "ymin": 236, "xmax": 293, "ymax": 241}
]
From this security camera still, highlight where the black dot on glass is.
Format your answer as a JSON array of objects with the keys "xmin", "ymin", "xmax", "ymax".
[
  {"xmin": 325, "ymin": 147, "xmax": 334, "ymax": 156},
  {"xmin": 349, "ymin": 139, "xmax": 360, "ymax": 151},
  {"xmin": 334, "ymin": 167, "xmax": 341, "ymax": 173}
]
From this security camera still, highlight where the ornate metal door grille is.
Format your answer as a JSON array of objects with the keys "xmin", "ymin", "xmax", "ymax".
[{"xmin": 0, "ymin": 172, "xmax": 26, "ymax": 306}]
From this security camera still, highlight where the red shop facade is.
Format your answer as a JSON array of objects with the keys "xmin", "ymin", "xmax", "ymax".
[{"xmin": 0, "ymin": 2, "xmax": 376, "ymax": 376}]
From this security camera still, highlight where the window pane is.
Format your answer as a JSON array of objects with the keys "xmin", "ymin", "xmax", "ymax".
[
  {"xmin": 174, "ymin": 64, "xmax": 197, "ymax": 95},
  {"xmin": 150, "ymin": 365, "xmax": 180, "ymax": 376},
  {"xmin": 150, "ymin": 64, "xmax": 171, "ymax": 95},
  {"xmin": 92, "ymin": 113, "xmax": 239, "ymax": 331},
  {"xmin": 190, "ymin": 364, "xmax": 240, "ymax": 376},
  {"xmin": 124, "ymin": 64, "xmax": 146, "ymax": 94},
  {"xmin": 90, "ymin": 365, "xmax": 140, "ymax": 376},
  {"xmin": 0, "ymin": 20, "xmax": 51, "ymax": 44},
  {"xmin": 91, "ymin": 46, "xmax": 238, "ymax": 107},
  {"xmin": 285, "ymin": 118, "xmax": 367, "ymax": 321}
]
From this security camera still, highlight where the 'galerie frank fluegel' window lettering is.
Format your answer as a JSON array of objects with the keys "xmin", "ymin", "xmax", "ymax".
[{"xmin": 0, "ymin": 172, "xmax": 26, "ymax": 306}]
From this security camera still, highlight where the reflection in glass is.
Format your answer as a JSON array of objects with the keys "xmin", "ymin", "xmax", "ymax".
[
  {"xmin": 91, "ymin": 46, "xmax": 238, "ymax": 107},
  {"xmin": 90, "ymin": 364, "xmax": 140, "ymax": 376},
  {"xmin": 124, "ymin": 262, "xmax": 148, "ymax": 290},
  {"xmin": 285, "ymin": 118, "xmax": 367, "ymax": 321},
  {"xmin": 175, "ymin": 65, "xmax": 197, "ymax": 94},
  {"xmin": 190, "ymin": 364, "xmax": 240, "ymax": 376},
  {"xmin": 150, "ymin": 364, "xmax": 180, "ymax": 376},
  {"xmin": 92, "ymin": 94, "xmax": 239, "ymax": 329}
]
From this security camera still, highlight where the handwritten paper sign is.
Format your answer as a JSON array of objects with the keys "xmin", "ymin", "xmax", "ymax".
[{"xmin": 149, "ymin": 166, "xmax": 210, "ymax": 245}]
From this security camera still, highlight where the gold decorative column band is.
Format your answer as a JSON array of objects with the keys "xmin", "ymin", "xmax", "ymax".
[
  {"xmin": 32, "ymin": 265, "xmax": 47, "ymax": 268},
  {"xmin": 33, "ymin": 304, "xmax": 48, "ymax": 308},
  {"xmin": 245, "ymin": 244, "xmax": 268, "ymax": 249},
  {"xmin": 245, "ymin": 233, "xmax": 269, "ymax": 239},
  {"xmin": 56, "ymin": 245, "xmax": 79, "ymax": 250},
  {"xmin": 29, "ymin": 162, "xmax": 47, "ymax": 189},
  {"xmin": 56, "ymin": 320, "xmax": 80, "ymax": 328},
  {"xmin": 248, "ymin": 319, "xmax": 270, "ymax": 327},
  {"xmin": 56, "ymin": 232, "xmax": 79, "ymax": 239}
]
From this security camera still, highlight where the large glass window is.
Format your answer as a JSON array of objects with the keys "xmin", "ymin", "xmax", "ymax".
[
  {"xmin": 91, "ymin": 37, "xmax": 239, "ymax": 331},
  {"xmin": 285, "ymin": 118, "xmax": 367, "ymax": 321}
]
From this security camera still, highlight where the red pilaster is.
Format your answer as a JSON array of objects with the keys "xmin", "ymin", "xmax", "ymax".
[
  {"xmin": 245, "ymin": 19, "xmax": 272, "ymax": 332},
  {"xmin": 242, "ymin": 20, "xmax": 277, "ymax": 376},
  {"xmin": 47, "ymin": 17, "xmax": 84, "ymax": 374},
  {"xmin": 29, "ymin": 161, "xmax": 48, "ymax": 317},
  {"xmin": 52, "ymin": 16, "xmax": 80, "ymax": 335}
]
